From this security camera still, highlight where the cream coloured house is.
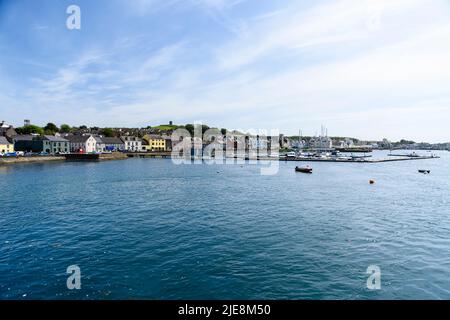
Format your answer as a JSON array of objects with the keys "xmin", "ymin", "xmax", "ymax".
[{"xmin": 0, "ymin": 136, "xmax": 13, "ymax": 154}]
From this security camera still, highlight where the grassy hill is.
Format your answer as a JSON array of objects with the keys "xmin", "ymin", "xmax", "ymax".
[{"xmin": 152, "ymin": 124, "xmax": 182, "ymax": 131}]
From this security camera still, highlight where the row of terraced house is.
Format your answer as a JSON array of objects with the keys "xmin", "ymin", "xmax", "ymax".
[{"xmin": 1, "ymin": 127, "xmax": 172, "ymax": 155}]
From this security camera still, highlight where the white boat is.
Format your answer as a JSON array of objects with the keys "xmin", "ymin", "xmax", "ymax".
[{"xmin": 285, "ymin": 152, "xmax": 296, "ymax": 158}]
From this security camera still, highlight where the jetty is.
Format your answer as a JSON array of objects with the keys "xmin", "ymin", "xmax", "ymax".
[
  {"xmin": 277, "ymin": 155, "xmax": 439, "ymax": 163},
  {"xmin": 125, "ymin": 152, "xmax": 440, "ymax": 163},
  {"xmin": 335, "ymin": 147, "xmax": 373, "ymax": 153},
  {"xmin": 1, "ymin": 152, "xmax": 439, "ymax": 166},
  {"xmin": 64, "ymin": 152, "xmax": 128, "ymax": 162},
  {"xmin": 126, "ymin": 152, "xmax": 172, "ymax": 159}
]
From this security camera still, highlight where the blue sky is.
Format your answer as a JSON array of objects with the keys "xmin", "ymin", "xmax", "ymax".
[{"xmin": 1, "ymin": 0, "xmax": 450, "ymax": 142}]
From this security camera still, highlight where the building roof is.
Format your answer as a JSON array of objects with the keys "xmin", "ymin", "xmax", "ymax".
[
  {"xmin": 0, "ymin": 126, "xmax": 17, "ymax": 136},
  {"xmin": 0, "ymin": 121, "xmax": 11, "ymax": 128},
  {"xmin": 65, "ymin": 135, "xmax": 92, "ymax": 143},
  {"xmin": 94, "ymin": 136, "xmax": 104, "ymax": 144},
  {"xmin": 43, "ymin": 135, "xmax": 69, "ymax": 142},
  {"xmin": 101, "ymin": 137, "xmax": 124, "ymax": 145},
  {"xmin": 0, "ymin": 136, "xmax": 12, "ymax": 145},
  {"xmin": 145, "ymin": 134, "xmax": 164, "ymax": 140},
  {"xmin": 12, "ymin": 135, "xmax": 36, "ymax": 141},
  {"xmin": 121, "ymin": 136, "xmax": 142, "ymax": 142}
]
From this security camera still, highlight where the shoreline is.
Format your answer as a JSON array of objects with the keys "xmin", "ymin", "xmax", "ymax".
[
  {"xmin": 0, "ymin": 152, "xmax": 128, "ymax": 166},
  {"xmin": 0, "ymin": 152, "xmax": 440, "ymax": 166},
  {"xmin": 0, "ymin": 156, "xmax": 65, "ymax": 165}
]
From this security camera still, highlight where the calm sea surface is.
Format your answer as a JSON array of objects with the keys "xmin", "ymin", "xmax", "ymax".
[{"xmin": 1, "ymin": 150, "xmax": 449, "ymax": 299}]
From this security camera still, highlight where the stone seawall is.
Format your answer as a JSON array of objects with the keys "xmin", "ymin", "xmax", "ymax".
[
  {"xmin": 0, "ymin": 153, "xmax": 128, "ymax": 165},
  {"xmin": 99, "ymin": 152, "xmax": 128, "ymax": 161},
  {"xmin": 0, "ymin": 156, "xmax": 65, "ymax": 165}
]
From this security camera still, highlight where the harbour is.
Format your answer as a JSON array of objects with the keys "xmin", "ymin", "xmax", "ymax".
[
  {"xmin": 1, "ymin": 150, "xmax": 448, "ymax": 299},
  {"xmin": 0, "ymin": 151, "xmax": 439, "ymax": 166},
  {"xmin": 278, "ymin": 154, "xmax": 439, "ymax": 163},
  {"xmin": 2, "ymin": 0, "xmax": 450, "ymax": 305}
]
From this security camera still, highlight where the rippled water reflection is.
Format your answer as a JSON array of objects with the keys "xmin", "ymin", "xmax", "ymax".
[{"xmin": 1, "ymin": 151, "xmax": 449, "ymax": 299}]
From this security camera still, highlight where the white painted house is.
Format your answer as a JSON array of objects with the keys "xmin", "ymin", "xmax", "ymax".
[
  {"xmin": 94, "ymin": 136, "xmax": 106, "ymax": 153},
  {"xmin": 121, "ymin": 136, "xmax": 142, "ymax": 152},
  {"xmin": 66, "ymin": 135, "xmax": 98, "ymax": 153}
]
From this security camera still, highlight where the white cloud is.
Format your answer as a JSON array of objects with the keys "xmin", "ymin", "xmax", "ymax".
[
  {"xmin": 5, "ymin": 0, "xmax": 450, "ymax": 142},
  {"xmin": 215, "ymin": 0, "xmax": 449, "ymax": 70},
  {"xmin": 127, "ymin": 0, "xmax": 244, "ymax": 15}
]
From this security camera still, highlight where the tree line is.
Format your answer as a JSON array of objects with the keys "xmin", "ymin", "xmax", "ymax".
[
  {"xmin": 15, "ymin": 123, "xmax": 116, "ymax": 137},
  {"xmin": 14, "ymin": 123, "xmax": 232, "ymax": 139}
]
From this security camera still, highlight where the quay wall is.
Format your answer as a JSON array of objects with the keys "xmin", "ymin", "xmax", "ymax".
[
  {"xmin": 1, "ymin": 152, "xmax": 127, "ymax": 166},
  {"xmin": 99, "ymin": 153, "xmax": 128, "ymax": 161},
  {"xmin": 0, "ymin": 156, "xmax": 65, "ymax": 165}
]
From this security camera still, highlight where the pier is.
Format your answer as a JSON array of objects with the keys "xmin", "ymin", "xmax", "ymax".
[
  {"xmin": 64, "ymin": 153, "xmax": 100, "ymax": 161},
  {"xmin": 279, "ymin": 155, "xmax": 440, "ymax": 163},
  {"xmin": 126, "ymin": 152, "xmax": 440, "ymax": 163},
  {"xmin": 64, "ymin": 152, "xmax": 128, "ymax": 162},
  {"xmin": 126, "ymin": 152, "xmax": 172, "ymax": 159},
  {"xmin": 1, "ymin": 152, "xmax": 439, "ymax": 166}
]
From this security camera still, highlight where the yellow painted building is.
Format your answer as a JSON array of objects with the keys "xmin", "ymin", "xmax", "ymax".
[
  {"xmin": 0, "ymin": 136, "xmax": 14, "ymax": 154},
  {"xmin": 143, "ymin": 134, "xmax": 166, "ymax": 151}
]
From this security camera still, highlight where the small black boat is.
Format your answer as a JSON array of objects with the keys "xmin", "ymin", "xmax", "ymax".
[
  {"xmin": 295, "ymin": 166, "xmax": 313, "ymax": 174},
  {"xmin": 418, "ymin": 170, "xmax": 431, "ymax": 174}
]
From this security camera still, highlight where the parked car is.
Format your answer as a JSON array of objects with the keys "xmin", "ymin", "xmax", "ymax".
[{"xmin": 5, "ymin": 152, "xmax": 18, "ymax": 157}]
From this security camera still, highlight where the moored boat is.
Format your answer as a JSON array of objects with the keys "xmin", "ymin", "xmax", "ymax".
[{"xmin": 295, "ymin": 166, "xmax": 313, "ymax": 174}]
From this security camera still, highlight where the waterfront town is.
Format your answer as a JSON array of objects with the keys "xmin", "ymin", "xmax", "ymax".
[{"xmin": 0, "ymin": 119, "xmax": 449, "ymax": 159}]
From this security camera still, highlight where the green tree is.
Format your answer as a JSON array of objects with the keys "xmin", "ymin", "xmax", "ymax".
[
  {"xmin": 185, "ymin": 124, "xmax": 194, "ymax": 136},
  {"xmin": 16, "ymin": 125, "xmax": 44, "ymax": 135},
  {"xmin": 100, "ymin": 128, "xmax": 115, "ymax": 137},
  {"xmin": 60, "ymin": 124, "xmax": 71, "ymax": 133},
  {"xmin": 201, "ymin": 125, "xmax": 210, "ymax": 134},
  {"xmin": 44, "ymin": 123, "xmax": 59, "ymax": 134}
]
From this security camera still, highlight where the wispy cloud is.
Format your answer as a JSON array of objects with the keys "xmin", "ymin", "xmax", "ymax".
[
  {"xmin": 32, "ymin": 24, "xmax": 49, "ymax": 31},
  {"xmin": 2, "ymin": 0, "xmax": 450, "ymax": 141}
]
